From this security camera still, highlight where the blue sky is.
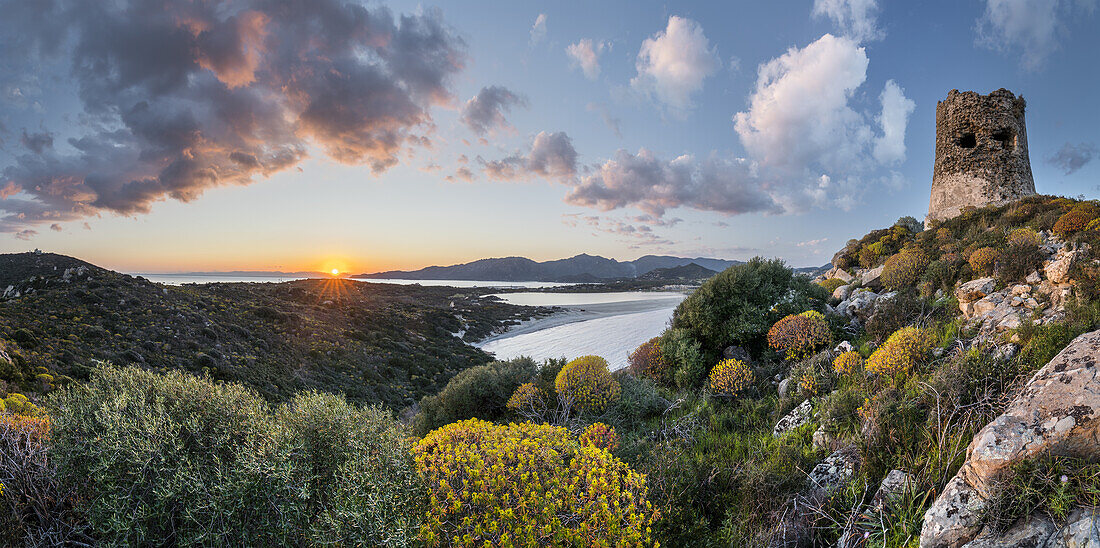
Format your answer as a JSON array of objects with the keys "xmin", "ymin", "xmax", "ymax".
[{"xmin": 0, "ymin": 0, "xmax": 1097, "ymax": 272}]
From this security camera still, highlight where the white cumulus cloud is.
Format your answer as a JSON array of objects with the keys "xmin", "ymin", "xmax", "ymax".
[
  {"xmin": 874, "ymin": 80, "xmax": 916, "ymax": 164},
  {"xmin": 734, "ymin": 34, "xmax": 871, "ymax": 173},
  {"xmin": 566, "ymin": 39, "xmax": 606, "ymax": 80},
  {"xmin": 812, "ymin": 0, "xmax": 883, "ymax": 42},
  {"xmin": 631, "ymin": 16, "xmax": 719, "ymax": 113}
]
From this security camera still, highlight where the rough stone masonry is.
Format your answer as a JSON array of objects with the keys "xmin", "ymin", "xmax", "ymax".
[{"xmin": 926, "ymin": 88, "xmax": 1036, "ymax": 227}]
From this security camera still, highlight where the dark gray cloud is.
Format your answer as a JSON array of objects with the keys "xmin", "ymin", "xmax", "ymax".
[
  {"xmin": 480, "ymin": 131, "xmax": 578, "ymax": 181},
  {"xmin": 20, "ymin": 130, "xmax": 53, "ymax": 154},
  {"xmin": 1047, "ymin": 142, "xmax": 1098, "ymax": 175},
  {"xmin": 565, "ymin": 148, "xmax": 782, "ymax": 217},
  {"xmin": 0, "ymin": 0, "xmax": 466, "ymax": 233},
  {"xmin": 460, "ymin": 86, "xmax": 528, "ymax": 136}
]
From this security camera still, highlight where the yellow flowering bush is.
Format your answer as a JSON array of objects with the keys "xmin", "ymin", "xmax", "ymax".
[
  {"xmin": 865, "ymin": 326, "xmax": 933, "ymax": 378},
  {"xmin": 798, "ymin": 373, "xmax": 817, "ymax": 396},
  {"xmin": 708, "ymin": 358, "xmax": 754, "ymax": 396},
  {"xmin": 1007, "ymin": 227, "xmax": 1041, "ymax": 247},
  {"xmin": 2, "ymin": 393, "xmax": 41, "ymax": 417},
  {"xmin": 766, "ymin": 311, "xmax": 832, "ymax": 360},
  {"xmin": 414, "ymin": 419, "xmax": 656, "ymax": 547},
  {"xmin": 555, "ymin": 355, "xmax": 621, "ymax": 414},
  {"xmin": 580, "ymin": 422, "xmax": 620, "ymax": 453},
  {"xmin": 627, "ymin": 337, "xmax": 668, "ymax": 380},
  {"xmin": 967, "ymin": 247, "xmax": 1000, "ymax": 276},
  {"xmin": 1054, "ymin": 210, "xmax": 1093, "ymax": 237},
  {"xmin": 506, "ymin": 382, "xmax": 543, "ymax": 412},
  {"xmin": 881, "ymin": 249, "xmax": 930, "ymax": 290},
  {"xmin": 832, "ymin": 351, "xmax": 862, "ymax": 377}
]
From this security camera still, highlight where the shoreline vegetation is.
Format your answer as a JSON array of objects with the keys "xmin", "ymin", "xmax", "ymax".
[{"xmin": 5, "ymin": 196, "xmax": 1100, "ymax": 546}]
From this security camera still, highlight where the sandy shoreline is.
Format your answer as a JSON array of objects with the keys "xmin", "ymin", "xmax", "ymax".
[{"xmin": 475, "ymin": 297, "xmax": 684, "ymax": 346}]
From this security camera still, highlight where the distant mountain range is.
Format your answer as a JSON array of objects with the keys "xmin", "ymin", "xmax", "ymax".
[{"xmin": 355, "ymin": 254, "xmax": 743, "ymax": 282}]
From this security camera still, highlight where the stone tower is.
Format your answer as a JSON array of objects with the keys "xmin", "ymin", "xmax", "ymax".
[{"xmin": 926, "ymin": 88, "xmax": 1035, "ymax": 226}]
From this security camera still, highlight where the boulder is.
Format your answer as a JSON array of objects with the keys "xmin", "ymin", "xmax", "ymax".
[
  {"xmin": 956, "ymin": 278, "xmax": 996, "ymax": 303},
  {"xmin": 833, "ymin": 284, "xmax": 853, "ymax": 301},
  {"xmin": 722, "ymin": 345, "xmax": 753, "ymax": 364},
  {"xmin": 837, "ymin": 289, "xmax": 881, "ymax": 322},
  {"xmin": 872, "ymin": 469, "xmax": 912, "ymax": 512},
  {"xmin": 807, "ymin": 447, "xmax": 859, "ymax": 497},
  {"xmin": 862, "ymin": 265, "xmax": 886, "ymax": 290},
  {"xmin": 834, "ymin": 268, "xmax": 855, "ymax": 283},
  {"xmin": 811, "ymin": 425, "xmax": 834, "ymax": 451},
  {"xmin": 1026, "ymin": 271, "xmax": 1042, "ymax": 284},
  {"xmin": 960, "ymin": 508, "xmax": 1100, "ymax": 547},
  {"xmin": 920, "ymin": 329, "xmax": 1100, "ymax": 548},
  {"xmin": 777, "ymin": 377, "xmax": 792, "ymax": 398},
  {"xmin": 774, "ymin": 399, "xmax": 813, "ymax": 437},
  {"xmin": 1045, "ymin": 244, "xmax": 1089, "ymax": 284},
  {"xmin": 834, "ymin": 341, "xmax": 855, "ymax": 353}
]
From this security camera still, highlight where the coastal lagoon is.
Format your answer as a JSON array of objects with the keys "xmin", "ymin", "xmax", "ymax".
[
  {"xmin": 477, "ymin": 291, "xmax": 687, "ymax": 370},
  {"xmin": 136, "ymin": 274, "xmax": 570, "ymax": 289}
]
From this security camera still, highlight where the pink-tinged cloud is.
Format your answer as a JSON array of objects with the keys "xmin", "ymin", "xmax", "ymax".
[{"xmin": 0, "ymin": 0, "xmax": 466, "ymax": 232}]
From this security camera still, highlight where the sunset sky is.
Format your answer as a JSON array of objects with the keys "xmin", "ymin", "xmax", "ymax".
[{"xmin": 1, "ymin": 0, "xmax": 1098, "ymax": 273}]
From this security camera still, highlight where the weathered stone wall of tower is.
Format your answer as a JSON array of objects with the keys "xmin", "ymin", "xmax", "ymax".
[{"xmin": 926, "ymin": 88, "xmax": 1035, "ymax": 226}]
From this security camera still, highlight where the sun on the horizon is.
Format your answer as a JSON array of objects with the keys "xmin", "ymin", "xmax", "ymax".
[{"xmin": 330, "ymin": 268, "xmax": 340, "ymax": 276}]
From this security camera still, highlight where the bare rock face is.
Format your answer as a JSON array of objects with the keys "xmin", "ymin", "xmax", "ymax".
[
  {"xmin": 920, "ymin": 329, "xmax": 1100, "ymax": 547},
  {"xmin": 956, "ymin": 277, "xmax": 996, "ymax": 303},
  {"xmin": 926, "ymin": 89, "xmax": 1035, "ymax": 227}
]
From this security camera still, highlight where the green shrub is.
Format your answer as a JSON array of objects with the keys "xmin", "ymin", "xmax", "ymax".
[
  {"xmin": 49, "ymin": 365, "xmax": 422, "ymax": 546},
  {"xmin": 819, "ymin": 278, "xmax": 846, "ymax": 294},
  {"xmin": 412, "ymin": 356, "xmax": 538, "ymax": 435},
  {"xmin": 996, "ymin": 242, "xmax": 1043, "ymax": 284},
  {"xmin": 49, "ymin": 366, "xmax": 286, "ymax": 545},
  {"xmin": 274, "ymin": 391, "xmax": 423, "ymax": 545},
  {"xmin": 984, "ymin": 456, "xmax": 1100, "ymax": 533},
  {"xmin": 881, "ymin": 249, "xmax": 930, "ymax": 291},
  {"xmin": 671, "ymin": 257, "xmax": 827, "ymax": 361},
  {"xmin": 661, "ymin": 327, "xmax": 709, "ymax": 389}
]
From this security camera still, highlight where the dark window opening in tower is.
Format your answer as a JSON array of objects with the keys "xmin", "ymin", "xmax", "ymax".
[
  {"xmin": 956, "ymin": 133, "xmax": 976, "ymax": 148},
  {"xmin": 992, "ymin": 128, "xmax": 1015, "ymax": 150}
]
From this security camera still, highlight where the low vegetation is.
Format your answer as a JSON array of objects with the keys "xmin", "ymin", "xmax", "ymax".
[{"xmin": 6, "ymin": 195, "xmax": 1100, "ymax": 545}]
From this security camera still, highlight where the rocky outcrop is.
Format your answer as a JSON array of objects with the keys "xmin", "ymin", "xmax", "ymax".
[
  {"xmin": 774, "ymin": 399, "xmax": 814, "ymax": 437},
  {"xmin": 836, "ymin": 289, "xmax": 893, "ymax": 322},
  {"xmin": 961, "ymin": 508, "xmax": 1100, "ymax": 547},
  {"xmin": 920, "ymin": 329, "xmax": 1100, "ymax": 547},
  {"xmin": 862, "ymin": 265, "xmax": 885, "ymax": 291}
]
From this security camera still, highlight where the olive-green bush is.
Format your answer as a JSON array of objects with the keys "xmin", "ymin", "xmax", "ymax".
[
  {"xmin": 48, "ymin": 365, "xmax": 422, "ymax": 546},
  {"xmin": 671, "ymin": 257, "xmax": 827, "ymax": 361},
  {"xmin": 412, "ymin": 356, "xmax": 538, "ymax": 435}
]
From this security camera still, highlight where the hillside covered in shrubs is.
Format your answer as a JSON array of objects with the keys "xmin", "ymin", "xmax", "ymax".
[
  {"xmin": 5, "ymin": 195, "xmax": 1100, "ymax": 546},
  {"xmin": 0, "ymin": 252, "xmax": 545, "ymax": 410}
]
